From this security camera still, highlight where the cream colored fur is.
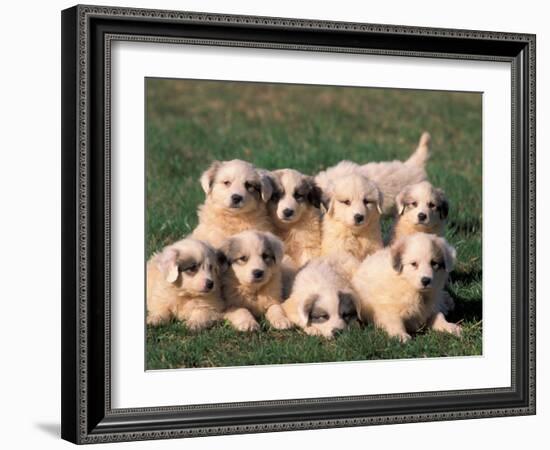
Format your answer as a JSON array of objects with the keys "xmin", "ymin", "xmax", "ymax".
[
  {"xmin": 146, "ymin": 238, "xmax": 225, "ymax": 330},
  {"xmin": 352, "ymin": 233, "xmax": 461, "ymax": 342},
  {"xmin": 220, "ymin": 230, "xmax": 292, "ymax": 331},
  {"xmin": 321, "ymin": 173, "xmax": 383, "ymax": 260},
  {"xmin": 315, "ymin": 132, "xmax": 430, "ymax": 215},
  {"xmin": 390, "ymin": 181, "xmax": 448, "ymax": 243},
  {"xmin": 266, "ymin": 169, "xmax": 323, "ymax": 267},
  {"xmin": 282, "ymin": 258, "xmax": 359, "ymax": 339},
  {"xmin": 192, "ymin": 160, "xmax": 275, "ymax": 248}
]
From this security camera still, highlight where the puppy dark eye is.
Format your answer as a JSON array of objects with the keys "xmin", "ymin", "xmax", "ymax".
[
  {"xmin": 262, "ymin": 253, "xmax": 272, "ymax": 262},
  {"xmin": 431, "ymin": 260, "xmax": 442, "ymax": 270},
  {"xmin": 237, "ymin": 256, "xmax": 248, "ymax": 263},
  {"xmin": 411, "ymin": 201, "xmax": 418, "ymax": 207},
  {"xmin": 180, "ymin": 263, "xmax": 198, "ymax": 274},
  {"xmin": 339, "ymin": 199, "xmax": 351, "ymax": 206},
  {"xmin": 363, "ymin": 199, "xmax": 371, "ymax": 206},
  {"xmin": 208, "ymin": 264, "xmax": 213, "ymax": 271},
  {"xmin": 294, "ymin": 193, "xmax": 304, "ymax": 201},
  {"xmin": 411, "ymin": 261, "xmax": 418, "ymax": 269},
  {"xmin": 428, "ymin": 202, "xmax": 435, "ymax": 208},
  {"xmin": 310, "ymin": 313, "xmax": 329, "ymax": 323},
  {"xmin": 245, "ymin": 182, "xmax": 257, "ymax": 193},
  {"xmin": 223, "ymin": 180, "xmax": 231, "ymax": 187},
  {"xmin": 271, "ymin": 192, "xmax": 282, "ymax": 202}
]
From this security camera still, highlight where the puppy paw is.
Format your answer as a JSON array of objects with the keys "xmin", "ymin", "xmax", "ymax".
[
  {"xmin": 269, "ymin": 315, "xmax": 293, "ymax": 330},
  {"xmin": 391, "ymin": 332, "xmax": 411, "ymax": 343},
  {"xmin": 186, "ymin": 318, "xmax": 213, "ymax": 332},
  {"xmin": 304, "ymin": 326, "xmax": 323, "ymax": 337},
  {"xmin": 233, "ymin": 318, "xmax": 260, "ymax": 332},
  {"xmin": 146, "ymin": 314, "xmax": 167, "ymax": 326},
  {"xmin": 445, "ymin": 322, "xmax": 462, "ymax": 337}
]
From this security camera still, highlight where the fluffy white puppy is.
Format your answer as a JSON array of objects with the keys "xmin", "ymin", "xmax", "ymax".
[
  {"xmin": 390, "ymin": 181, "xmax": 449, "ymax": 242},
  {"xmin": 315, "ymin": 132, "xmax": 430, "ymax": 215},
  {"xmin": 266, "ymin": 168, "xmax": 323, "ymax": 267},
  {"xmin": 220, "ymin": 230, "xmax": 292, "ymax": 332},
  {"xmin": 282, "ymin": 258, "xmax": 359, "ymax": 339},
  {"xmin": 146, "ymin": 238, "xmax": 225, "ymax": 330},
  {"xmin": 352, "ymin": 233, "xmax": 462, "ymax": 342},
  {"xmin": 192, "ymin": 160, "xmax": 275, "ymax": 247},
  {"xmin": 321, "ymin": 173, "xmax": 384, "ymax": 260}
]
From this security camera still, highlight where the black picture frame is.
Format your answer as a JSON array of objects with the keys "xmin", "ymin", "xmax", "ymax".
[{"xmin": 61, "ymin": 4, "xmax": 536, "ymax": 444}]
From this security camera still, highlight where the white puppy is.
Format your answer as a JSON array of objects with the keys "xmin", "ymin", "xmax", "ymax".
[
  {"xmin": 390, "ymin": 181, "xmax": 449, "ymax": 242},
  {"xmin": 220, "ymin": 230, "xmax": 292, "ymax": 332},
  {"xmin": 146, "ymin": 238, "xmax": 225, "ymax": 330},
  {"xmin": 266, "ymin": 168, "xmax": 323, "ymax": 267},
  {"xmin": 321, "ymin": 173, "xmax": 384, "ymax": 260},
  {"xmin": 352, "ymin": 233, "xmax": 462, "ymax": 342},
  {"xmin": 315, "ymin": 132, "xmax": 430, "ymax": 215},
  {"xmin": 282, "ymin": 259, "xmax": 359, "ymax": 339},
  {"xmin": 192, "ymin": 160, "xmax": 275, "ymax": 248}
]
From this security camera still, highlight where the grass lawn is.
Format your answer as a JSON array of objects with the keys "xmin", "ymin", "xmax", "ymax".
[{"xmin": 146, "ymin": 78, "xmax": 482, "ymax": 369}]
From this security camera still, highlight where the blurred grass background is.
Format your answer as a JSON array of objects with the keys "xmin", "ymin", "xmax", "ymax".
[{"xmin": 146, "ymin": 78, "xmax": 482, "ymax": 369}]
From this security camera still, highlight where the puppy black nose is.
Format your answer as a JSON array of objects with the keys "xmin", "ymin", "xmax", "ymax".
[
  {"xmin": 204, "ymin": 279, "xmax": 214, "ymax": 290},
  {"xmin": 354, "ymin": 213, "xmax": 365, "ymax": 224},
  {"xmin": 252, "ymin": 269, "xmax": 264, "ymax": 280},
  {"xmin": 283, "ymin": 208, "xmax": 294, "ymax": 218},
  {"xmin": 231, "ymin": 194, "xmax": 243, "ymax": 204},
  {"xmin": 418, "ymin": 212, "xmax": 427, "ymax": 221},
  {"xmin": 421, "ymin": 276, "xmax": 432, "ymax": 287}
]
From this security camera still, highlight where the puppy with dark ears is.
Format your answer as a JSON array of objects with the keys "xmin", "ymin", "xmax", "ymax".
[
  {"xmin": 220, "ymin": 230, "xmax": 292, "ymax": 332},
  {"xmin": 282, "ymin": 259, "xmax": 360, "ymax": 339},
  {"xmin": 352, "ymin": 233, "xmax": 461, "ymax": 342},
  {"xmin": 265, "ymin": 168, "xmax": 324, "ymax": 267},
  {"xmin": 192, "ymin": 159, "xmax": 276, "ymax": 248},
  {"xmin": 390, "ymin": 181, "xmax": 449, "ymax": 243},
  {"xmin": 321, "ymin": 173, "xmax": 384, "ymax": 261},
  {"xmin": 146, "ymin": 238, "xmax": 227, "ymax": 330}
]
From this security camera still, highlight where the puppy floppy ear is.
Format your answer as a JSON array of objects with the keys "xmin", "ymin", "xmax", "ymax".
[
  {"xmin": 264, "ymin": 232, "xmax": 284, "ymax": 263},
  {"xmin": 436, "ymin": 237, "xmax": 456, "ymax": 272},
  {"xmin": 299, "ymin": 294, "xmax": 319, "ymax": 326},
  {"xmin": 395, "ymin": 186, "xmax": 410, "ymax": 216},
  {"xmin": 215, "ymin": 250, "xmax": 230, "ymax": 273},
  {"xmin": 259, "ymin": 172, "xmax": 274, "ymax": 202},
  {"xmin": 390, "ymin": 239, "xmax": 405, "ymax": 273},
  {"xmin": 199, "ymin": 161, "xmax": 221, "ymax": 194},
  {"xmin": 218, "ymin": 237, "xmax": 235, "ymax": 263},
  {"xmin": 305, "ymin": 177, "xmax": 323, "ymax": 209},
  {"xmin": 434, "ymin": 188, "xmax": 449, "ymax": 220},
  {"xmin": 156, "ymin": 247, "xmax": 180, "ymax": 283}
]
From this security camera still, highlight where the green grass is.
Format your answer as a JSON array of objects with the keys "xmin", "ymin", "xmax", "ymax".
[{"xmin": 146, "ymin": 78, "xmax": 482, "ymax": 369}]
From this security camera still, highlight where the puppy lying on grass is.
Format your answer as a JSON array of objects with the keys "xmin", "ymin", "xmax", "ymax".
[
  {"xmin": 283, "ymin": 258, "xmax": 360, "ymax": 339},
  {"xmin": 390, "ymin": 181, "xmax": 449, "ymax": 243},
  {"xmin": 321, "ymin": 173, "xmax": 384, "ymax": 260},
  {"xmin": 315, "ymin": 132, "xmax": 431, "ymax": 215},
  {"xmin": 352, "ymin": 233, "xmax": 462, "ymax": 342},
  {"xmin": 192, "ymin": 159, "xmax": 275, "ymax": 248},
  {"xmin": 146, "ymin": 238, "xmax": 225, "ymax": 331},
  {"xmin": 266, "ymin": 168, "xmax": 323, "ymax": 267},
  {"xmin": 220, "ymin": 230, "xmax": 292, "ymax": 332}
]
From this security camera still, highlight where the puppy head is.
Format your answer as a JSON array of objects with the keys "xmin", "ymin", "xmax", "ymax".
[
  {"xmin": 395, "ymin": 181, "xmax": 449, "ymax": 228},
  {"xmin": 390, "ymin": 233, "xmax": 456, "ymax": 292},
  {"xmin": 220, "ymin": 231, "xmax": 284, "ymax": 288},
  {"xmin": 299, "ymin": 289, "xmax": 358, "ymax": 339},
  {"xmin": 155, "ymin": 239, "xmax": 226, "ymax": 295},
  {"xmin": 266, "ymin": 169, "xmax": 322, "ymax": 225},
  {"xmin": 199, "ymin": 160, "xmax": 273, "ymax": 213},
  {"xmin": 326, "ymin": 174, "xmax": 383, "ymax": 229}
]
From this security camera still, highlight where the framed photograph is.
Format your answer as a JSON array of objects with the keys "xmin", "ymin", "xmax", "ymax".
[{"xmin": 61, "ymin": 4, "xmax": 536, "ymax": 444}]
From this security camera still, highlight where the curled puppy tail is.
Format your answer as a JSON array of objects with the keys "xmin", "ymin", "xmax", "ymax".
[{"xmin": 405, "ymin": 131, "xmax": 431, "ymax": 168}]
